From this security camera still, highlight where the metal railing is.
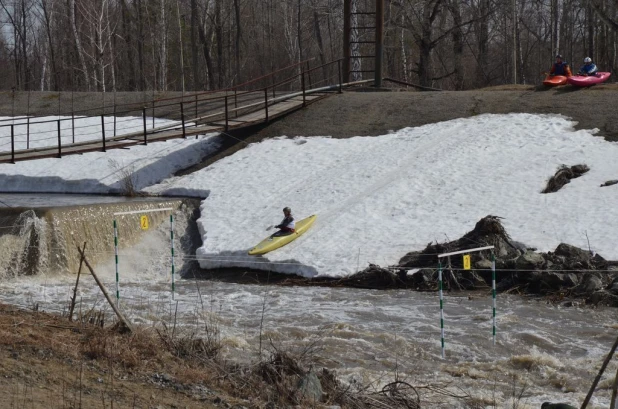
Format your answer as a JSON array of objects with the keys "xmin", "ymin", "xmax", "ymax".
[{"xmin": 1, "ymin": 59, "xmax": 346, "ymax": 163}]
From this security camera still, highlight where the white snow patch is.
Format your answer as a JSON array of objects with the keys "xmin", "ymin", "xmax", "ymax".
[{"xmin": 146, "ymin": 113, "xmax": 618, "ymax": 278}]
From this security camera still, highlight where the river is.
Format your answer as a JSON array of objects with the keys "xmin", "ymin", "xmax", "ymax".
[{"xmin": 0, "ymin": 194, "xmax": 614, "ymax": 408}]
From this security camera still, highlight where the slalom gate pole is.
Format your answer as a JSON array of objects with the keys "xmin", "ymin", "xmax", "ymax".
[
  {"xmin": 170, "ymin": 214, "xmax": 175, "ymax": 301},
  {"xmin": 492, "ymin": 251, "xmax": 496, "ymax": 345},
  {"xmin": 113, "ymin": 219, "xmax": 119, "ymax": 307},
  {"xmin": 438, "ymin": 259, "xmax": 445, "ymax": 359}
]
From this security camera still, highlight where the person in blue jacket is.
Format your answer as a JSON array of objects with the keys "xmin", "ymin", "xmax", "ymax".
[
  {"xmin": 549, "ymin": 54, "xmax": 572, "ymax": 76},
  {"xmin": 578, "ymin": 57, "xmax": 598, "ymax": 76}
]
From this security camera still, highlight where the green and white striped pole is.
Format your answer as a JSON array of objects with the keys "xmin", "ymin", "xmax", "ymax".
[
  {"xmin": 438, "ymin": 259, "xmax": 445, "ymax": 359},
  {"xmin": 113, "ymin": 219, "xmax": 119, "ymax": 307},
  {"xmin": 492, "ymin": 251, "xmax": 496, "ymax": 345},
  {"xmin": 170, "ymin": 214, "xmax": 175, "ymax": 301}
]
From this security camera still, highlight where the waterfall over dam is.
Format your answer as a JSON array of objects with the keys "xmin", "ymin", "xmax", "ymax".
[{"xmin": 0, "ymin": 196, "xmax": 201, "ymax": 278}]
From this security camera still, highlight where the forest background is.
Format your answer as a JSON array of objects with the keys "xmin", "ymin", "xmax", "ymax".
[{"xmin": 0, "ymin": 0, "xmax": 617, "ymax": 92}]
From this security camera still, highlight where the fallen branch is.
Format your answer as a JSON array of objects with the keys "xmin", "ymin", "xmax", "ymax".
[
  {"xmin": 76, "ymin": 244, "xmax": 133, "ymax": 333},
  {"xmin": 68, "ymin": 241, "xmax": 87, "ymax": 322}
]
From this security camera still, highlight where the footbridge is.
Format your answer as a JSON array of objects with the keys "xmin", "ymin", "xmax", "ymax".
[{"xmin": 0, "ymin": 60, "xmax": 373, "ymax": 164}]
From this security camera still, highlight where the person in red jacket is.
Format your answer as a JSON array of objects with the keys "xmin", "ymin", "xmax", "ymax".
[{"xmin": 549, "ymin": 54, "xmax": 572, "ymax": 77}]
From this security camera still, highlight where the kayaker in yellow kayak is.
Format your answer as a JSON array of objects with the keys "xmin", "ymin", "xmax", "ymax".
[{"xmin": 273, "ymin": 207, "xmax": 296, "ymax": 236}]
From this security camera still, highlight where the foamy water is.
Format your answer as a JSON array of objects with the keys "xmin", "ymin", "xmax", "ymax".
[{"xmin": 0, "ymin": 267, "xmax": 614, "ymax": 408}]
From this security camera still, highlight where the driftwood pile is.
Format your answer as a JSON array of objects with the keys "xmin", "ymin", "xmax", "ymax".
[{"xmin": 542, "ymin": 164, "xmax": 589, "ymax": 193}]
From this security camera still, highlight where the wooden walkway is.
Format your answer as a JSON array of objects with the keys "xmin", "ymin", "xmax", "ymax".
[{"xmin": 0, "ymin": 93, "xmax": 327, "ymax": 164}]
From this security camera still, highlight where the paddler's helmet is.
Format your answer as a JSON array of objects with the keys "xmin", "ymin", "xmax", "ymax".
[
  {"xmin": 283, "ymin": 207, "xmax": 291, "ymax": 213},
  {"xmin": 584, "ymin": 57, "xmax": 592, "ymax": 63}
]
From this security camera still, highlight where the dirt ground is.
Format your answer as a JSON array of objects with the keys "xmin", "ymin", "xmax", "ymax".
[
  {"xmin": 0, "ymin": 303, "xmax": 239, "ymax": 409},
  {"xmin": 255, "ymin": 84, "xmax": 618, "ymax": 142}
]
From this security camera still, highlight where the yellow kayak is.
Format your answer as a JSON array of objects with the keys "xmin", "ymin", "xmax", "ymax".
[{"xmin": 248, "ymin": 214, "xmax": 317, "ymax": 255}]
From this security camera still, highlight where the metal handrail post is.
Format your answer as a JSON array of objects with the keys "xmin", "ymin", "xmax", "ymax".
[
  {"xmin": 338, "ymin": 60, "xmax": 343, "ymax": 93},
  {"xmin": 301, "ymin": 71, "xmax": 306, "ymax": 107},
  {"xmin": 264, "ymin": 88, "xmax": 269, "ymax": 123},
  {"xmin": 10, "ymin": 125, "xmax": 15, "ymax": 163},
  {"xmin": 26, "ymin": 117, "xmax": 30, "ymax": 149},
  {"xmin": 194, "ymin": 94, "xmax": 198, "ymax": 126},
  {"xmin": 71, "ymin": 112, "xmax": 75, "ymax": 144},
  {"xmin": 142, "ymin": 108, "xmax": 148, "ymax": 145},
  {"xmin": 101, "ymin": 115, "xmax": 106, "ymax": 152},
  {"xmin": 224, "ymin": 96, "xmax": 229, "ymax": 131},
  {"xmin": 180, "ymin": 102, "xmax": 186, "ymax": 138},
  {"xmin": 57, "ymin": 120, "xmax": 62, "ymax": 158},
  {"xmin": 306, "ymin": 61, "xmax": 313, "ymax": 89},
  {"xmin": 234, "ymin": 89, "xmax": 238, "ymax": 118}
]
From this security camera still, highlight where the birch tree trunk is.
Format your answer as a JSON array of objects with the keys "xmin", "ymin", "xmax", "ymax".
[
  {"xmin": 477, "ymin": 0, "xmax": 489, "ymax": 86},
  {"xmin": 69, "ymin": 0, "xmax": 90, "ymax": 90},
  {"xmin": 176, "ymin": 0, "xmax": 185, "ymax": 92},
  {"xmin": 234, "ymin": 0, "xmax": 242, "ymax": 85},
  {"xmin": 159, "ymin": 0, "xmax": 168, "ymax": 91},
  {"xmin": 41, "ymin": 0, "xmax": 58, "ymax": 91},
  {"xmin": 450, "ymin": 0, "xmax": 464, "ymax": 89},
  {"xmin": 214, "ymin": 0, "xmax": 223, "ymax": 88}
]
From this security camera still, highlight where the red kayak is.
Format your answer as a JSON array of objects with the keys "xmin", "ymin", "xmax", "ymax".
[
  {"xmin": 567, "ymin": 72, "xmax": 611, "ymax": 87},
  {"xmin": 543, "ymin": 75, "xmax": 568, "ymax": 86}
]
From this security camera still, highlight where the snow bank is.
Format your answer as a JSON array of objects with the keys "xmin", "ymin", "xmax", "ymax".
[
  {"xmin": 0, "ymin": 116, "xmax": 219, "ymax": 194},
  {"xmin": 148, "ymin": 113, "xmax": 618, "ymax": 278}
]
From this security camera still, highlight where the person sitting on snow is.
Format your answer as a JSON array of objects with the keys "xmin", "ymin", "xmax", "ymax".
[
  {"xmin": 273, "ymin": 207, "xmax": 295, "ymax": 236},
  {"xmin": 578, "ymin": 57, "xmax": 598, "ymax": 76},
  {"xmin": 549, "ymin": 54, "xmax": 572, "ymax": 77}
]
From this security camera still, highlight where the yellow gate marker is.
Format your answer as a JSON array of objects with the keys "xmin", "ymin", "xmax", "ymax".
[
  {"xmin": 463, "ymin": 254, "xmax": 471, "ymax": 270},
  {"xmin": 140, "ymin": 215, "xmax": 149, "ymax": 230}
]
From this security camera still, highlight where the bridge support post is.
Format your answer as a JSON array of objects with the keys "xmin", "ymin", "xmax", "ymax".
[
  {"xmin": 180, "ymin": 102, "xmax": 186, "ymax": 138},
  {"xmin": 224, "ymin": 96, "xmax": 229, "ymax": 131},
  {"xmin": 142, "ymin": 108, "xmax": 148, "ymax": 145},
  {"xmin": 57, "ymin": 120, "xmax": 62, "ymax": 158},
  {"xmin": 10, "ymin": 125, "xmax": 15, "ymax": 164},
  {"xmin": 101, "ymin": 115, "xmax": 106, "ymax": 152}
]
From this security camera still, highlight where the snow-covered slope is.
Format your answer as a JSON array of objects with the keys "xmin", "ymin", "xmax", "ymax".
[
  {"xmin": 147, "ymin": 113, "xmax": 618, "ymax": 278},
  {"xmin": 0, "ymin": 116, "xmax": 219, "ymax": 194}
]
